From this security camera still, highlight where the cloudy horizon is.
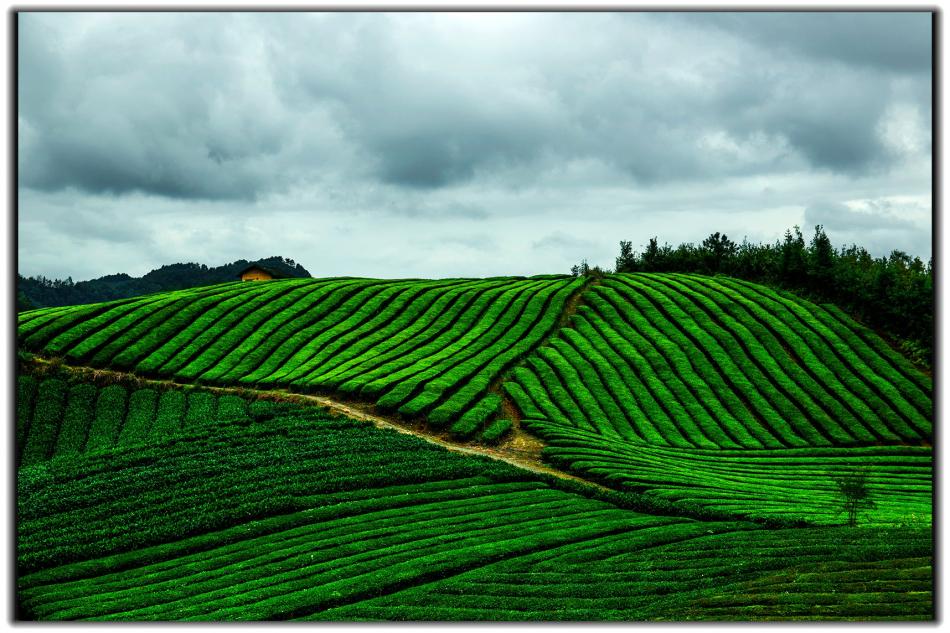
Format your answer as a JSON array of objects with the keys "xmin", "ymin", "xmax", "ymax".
[{"xmin": 19, "ymin": 11, "xmax": 932, "ymax": 282}]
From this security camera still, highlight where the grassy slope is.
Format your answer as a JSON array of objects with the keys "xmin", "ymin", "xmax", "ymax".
[
  {"xmin": 17, "ymin": 379, "xmax": 931, "ymax": 621},
  {"xmin": 19, "ymin": 273, "xmax": 933, "ymax": 525},
  {"xmin": 18, "ymin": 276, "xmax": 584, "ymax": 436},
  {"xmin": 16, "ymin": 272, "xmax": 934, "ymax": 619},
  {"xmin": 506, "ymin": 273, "xmax": 932, "ymax": 525}
]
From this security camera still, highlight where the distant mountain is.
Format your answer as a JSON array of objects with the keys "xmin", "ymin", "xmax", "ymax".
[{"xmin": 18, "ymin": 256, "xmax": 311, "ymax": 310}]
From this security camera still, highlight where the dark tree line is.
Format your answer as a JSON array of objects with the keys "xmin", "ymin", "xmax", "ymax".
[
  {"xmin": 611, "ymin": 226, "xmax": 933, "ymax": 367},
  {"xmin": 18, "ymin": 256, "xmax": 311, "ymax": 311}
]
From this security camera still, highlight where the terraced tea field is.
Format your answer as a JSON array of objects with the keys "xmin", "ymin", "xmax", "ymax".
[
  {"xmin": 16, "ymin": 374, "xmax": 255, "ymax": 467},
  {"xmin": 16, "ymin": 272, "xmax": 933, "ymax": 620},
  {"xmin": 16, "ymin": 372, "xmax": 931, "ymax": 620},
  {"xmin": 18, "ymin": 275, "xmax": 583, "ymax": 436},
  {"xmin": 506, "ymin": 274, "xmax": 932, "ymax": 524}
]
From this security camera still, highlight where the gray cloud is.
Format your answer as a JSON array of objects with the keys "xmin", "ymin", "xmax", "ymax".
[
  {"xmin": 17, "ymin": 12, "xmax": 932, "ymax": 280},
  {"xmin": 440, "ymin": 234, "xmax": 496, "ymax": 251},
  {"xmin": 805, "ymin": 200, "xmax": 913, "ymax": 232},
  {"xmin": 533, "ymin": 231, "xmax": 597, "ymax": 252},
  {"xmin": 804, "ymin": 199, "xmax": 931, "ymax": 257},
  {"xmin": 689, "ymin": 12, "xmax": 932, "ymax": 74},
  {"xmin": 18, "ymin": 14, "xmax": 355, "ymax": 200},
  {"xmin": 19, "ymin": 12, "xmax": 932, "ymax": 199},
  {"xmin": 387, "ymin": 200, "xmax": 489, "ymax": 220}
]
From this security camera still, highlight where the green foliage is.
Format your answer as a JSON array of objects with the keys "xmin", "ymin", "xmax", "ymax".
[
  {"xmin": 446, "ymin": 392, "xmax": 501, "ymax": 437},
  {"xmin": 570, "ymin": 259, "xmax": 609, "ymax": 279},
  {"xmin": 215, "ymin": 279, "xmax": 371, "ymax": 383},
  {"xmin": 18, "ymin": 277, "xmax": 590, "ymax": 431},
  {"xmin": 151, "ymin": 391, "xmax": 186, "ymax": 439},
  {"xmin": 16, "ymin": 405, "xmax": 931, "ymax": 621},
  {"xmin": 85, "ymin": 385, "xmax": 128, "ymax": 453},
  {"xmin": 17, "ymin": 376, "xmax": 39, "ymax": 465},
  {"xmin": 118, "ymin": 389, "xmax": 158, "ymax": 446},
  {"xmin": 16, "ymin": 369, "xmax": 274, "ymax": 466},
  {"xmin": 613, "ymin": 226, "xmax": 933, "ymax": 364},
  {"xmin": 17, "ymin": 290, "xmax": 35, "ymax": 312},
  {"xmin": 449, "ymin": 417, "xmax": 481, "ymax": 439},
  {"xmin": 17, "ymin": 257, "xmax": 311, "ymax": 310},
  {"xmin": 21, "ymin": 379, "xmax": 67, "ymax": 465},
  {"xmin": 507, "ymin": 273, "xmax": 931, "ymax": 525},
  {"xmin": 15, "ymin": 270, "xmax": 933, "ymax": 539},
  {"xmin": 53, "ymin": 384, "xmax": 97, "ymax": 458},
  {"xmin": 464, "ymin": 394, "xmax": 501, "ymax": 425},
  {"xmin": 183, "ymin": 392, "xmax": 216, "ymax": 429},
  {"xmin": 481, "ymin": 419, "xmax": 513, "ymax": 444},
  {"xmin": 834, "ymin": 468, "xmax": 878, "ymax": 527},
  {"xmin": 248, "ymin": 399, "xmax": 280, "ymax": 418},
  {"xmin": 216, "ymin": 395, "xmax": 249, "ymax": 421}
]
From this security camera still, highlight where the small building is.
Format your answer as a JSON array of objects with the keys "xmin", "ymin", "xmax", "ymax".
[{"xmin": 237, "ymin": 265, "xmax": 289, "ymax": 282}]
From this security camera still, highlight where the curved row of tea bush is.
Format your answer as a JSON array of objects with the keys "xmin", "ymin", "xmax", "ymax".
[
  {"xmin": 15, "ymin": 402, "xmax": 712, "ymax": 620},
  {"xmin": 317, "ymin": 525, "xmax": 931, "ymax": 621},
  {"xmin": 504, "ymin": 273, "xmax": 932, "ymax": 524},
  {"xmin": 506, "ymin": 274, "xmax": 932, "ymax": 449},
  {"xmin": 18, "ymin": 276, "xmax": 582, "ymax": 435},
  {"xmin": 16, "ymin": 375, "xmax": 256, "ymax": 466},
  {"xmin": 18, "ymin": 399, "xmax": 931, "ymax": 621},
  {"xmin": 527, "ymin": 422, "xmax": 932, "ymax": 526}
]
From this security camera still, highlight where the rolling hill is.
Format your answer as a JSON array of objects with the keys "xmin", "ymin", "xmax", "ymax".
[
  {"xmin": 18, "ymin": 275, "xmax": 585, "ymax": 431},
  {"xmin": 507, "ymin": 274, "xmax": 932, "ymax": 524},
  {"xmin": 16, "ymin": 271, "xmax": 933, "ymax": 620}
]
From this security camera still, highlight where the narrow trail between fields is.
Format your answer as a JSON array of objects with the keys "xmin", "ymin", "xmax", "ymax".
[
  {"xmin": 24, "ymin": 357, "xmax": 615, "ymax": 494},
  {"xmin": 488, "ymin": 275, "xmax": 604, "ymax": 449},
  {"xmin": 268, "ymin": 390, "xmax": 613, "ymax": 492}
]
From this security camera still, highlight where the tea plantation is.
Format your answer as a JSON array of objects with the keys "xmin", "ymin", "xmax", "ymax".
[
  {"xmin": 16, "ymin": 374, "xmax": 931, "ymax": 620},
  {"xmin": 18, "ymin": 275, "xmax": 583, "ymax": 432},
  {"xmin": 16, "ymin": 272, "xmax": 933, "ymax": 620},
  {"xmin": 506, "ymin": 274, "xmax": 932, "ymax": 524}
]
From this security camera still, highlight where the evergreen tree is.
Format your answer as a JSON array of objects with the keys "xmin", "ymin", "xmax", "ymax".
[
  {"xmin": 779, "ymin": 226, "xmax": 807, "ymax": 288},
  {"xmin": 615, "ymin": 240, "xmax": 636, "ymax": 273},
  {"xmin": 700, "ymin": 232, "xmax": 737, "ymax": 274},
  {"xmin": 807, "ymin": 225, "xmax": 835, "ymax": 291}
]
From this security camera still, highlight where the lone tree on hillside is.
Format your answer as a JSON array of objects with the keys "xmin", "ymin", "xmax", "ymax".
[{"xmin": 834, "ymin": 469, "xmax": 877, "ymax": 527}]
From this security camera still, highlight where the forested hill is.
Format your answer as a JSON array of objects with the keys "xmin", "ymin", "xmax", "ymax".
[{"xmin": 17, "ymin": 256, "xmax": 311, "ymax": 310}]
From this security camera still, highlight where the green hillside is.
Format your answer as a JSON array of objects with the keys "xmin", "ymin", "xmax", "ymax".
[
  {"xmin": 16, "ymin": 374, "xmax": 260, "ymax": 467},
  {"xmin": 18, "ymin": 276, "xmax": 583, "ymax": 430},
  {"xmin": 509, "ymin": 274, "xmax": 931, "ymax": 524},
  {"xmin": 18, "ymin": 273, "xmax": 933, "ymax": 526},
  {"xmin": 16, "ymin": 272, "xmax": 933, "ymax": 619},
  {"xmin": 17, "ymin": 372, "xmax": 931, "ymax": 620}
]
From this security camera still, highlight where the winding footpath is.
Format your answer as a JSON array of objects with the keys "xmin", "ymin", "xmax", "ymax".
[{"xmin": 25, "ymin": 356, "xmax": 614, "ymax": 493}]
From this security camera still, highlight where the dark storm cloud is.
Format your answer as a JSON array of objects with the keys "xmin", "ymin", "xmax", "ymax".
[
  {"xmin": 18, "ymin": 13, "xmax": 348, "ymax": 200},
  {"xmin": 18, "ymin": 12, "xmax": 932, "ymax": 201}
]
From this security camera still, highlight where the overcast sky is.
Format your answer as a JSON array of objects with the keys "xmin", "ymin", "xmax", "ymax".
[{"xmin": 18, "ymin": 11, "xmax": 932, "ymax": 281}]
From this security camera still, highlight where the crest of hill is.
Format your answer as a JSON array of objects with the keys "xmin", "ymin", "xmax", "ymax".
[{"xmin": 18, "ymin": 256, "xmax": 311, "ymax": 309}]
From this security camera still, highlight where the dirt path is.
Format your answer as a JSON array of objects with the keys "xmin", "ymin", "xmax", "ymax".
[
  {"xmin": 22, "ymin": 357, "xmax": 613, "ymax": 493},
  {"xmin": 284, "ymin": 391, "xmax": 610, "ymax": 491},
  {"xmin": 486, "ymin": 275, "xmax": 603, "ymax": 457}
]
